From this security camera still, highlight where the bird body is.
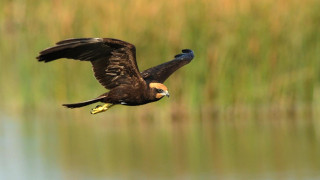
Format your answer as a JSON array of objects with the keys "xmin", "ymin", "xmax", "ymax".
[{"xmin": 37, "ymin": 38, "xmax": 194, "ymax": 114}]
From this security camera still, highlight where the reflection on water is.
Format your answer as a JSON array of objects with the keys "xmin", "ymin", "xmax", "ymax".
[{"xmin": 1, "ymin": 112, "xmax": 320, "ymax": 179}]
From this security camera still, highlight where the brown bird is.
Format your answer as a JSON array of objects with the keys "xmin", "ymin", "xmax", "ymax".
[{"xmin": 37, "ymin": 38, "xmax": 194, "ymax": 114}]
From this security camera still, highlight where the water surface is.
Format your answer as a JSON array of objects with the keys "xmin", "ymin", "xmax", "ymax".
[{"xmin": 1, "ymin": 112, "xmax": 319, "ymax": 179}]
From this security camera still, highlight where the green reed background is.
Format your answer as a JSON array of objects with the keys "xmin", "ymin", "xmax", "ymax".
[{"xmin": 0, "ymin": 0, "xmax": 319, "ymax": 119}]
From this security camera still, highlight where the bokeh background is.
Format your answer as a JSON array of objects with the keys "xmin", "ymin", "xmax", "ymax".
[{"xmin": 1, "ymin": 0, "xmax": 320, "ymax": 179}]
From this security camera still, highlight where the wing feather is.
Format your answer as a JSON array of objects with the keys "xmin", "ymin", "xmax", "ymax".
[
  {"xmin": 141, "ymin": 49, "xmax": 194, "ymax": 83},
  {"xmin": 37, "ymin": 38, "xmax": 145, "ymax": 90}
]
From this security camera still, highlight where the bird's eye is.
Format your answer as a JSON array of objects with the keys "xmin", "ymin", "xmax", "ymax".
[{"xmin": 157, "ymin": 89, "xmax": 164, "ymax": 93}]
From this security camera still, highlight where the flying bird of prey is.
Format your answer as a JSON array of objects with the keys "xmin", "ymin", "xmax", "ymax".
[{"xmin": 37, "ymin": 38, "xmax": 194, "ymax": 114}]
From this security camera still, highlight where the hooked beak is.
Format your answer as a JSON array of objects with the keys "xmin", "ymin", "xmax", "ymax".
[{"xmin": 164, "ymin": 90, "xmax": 170, "ymax": 98}]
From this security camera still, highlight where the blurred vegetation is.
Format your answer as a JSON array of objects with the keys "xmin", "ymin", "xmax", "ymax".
[{"xmin": 0, "ymin": 0, "xmax": 319, "ymax": 119}]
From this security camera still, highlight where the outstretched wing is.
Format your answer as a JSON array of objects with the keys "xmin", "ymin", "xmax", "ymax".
[
  {"xmin": 37, "ymin": 38, "xmax": 145, "ymax": 89},
  {"xmin": 141, "ymin": 49, "xmax": 194, "ymax": 83}
]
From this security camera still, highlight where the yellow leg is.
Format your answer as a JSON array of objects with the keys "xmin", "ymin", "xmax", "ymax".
[{"xmin": 90, "ymin": 103, "xmax": 113, "ymax": 114}]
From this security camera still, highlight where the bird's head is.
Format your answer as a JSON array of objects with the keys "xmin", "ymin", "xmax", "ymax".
[{"xmin": 149, "ymin": 82, "xmax": 170, "ymax": 99}]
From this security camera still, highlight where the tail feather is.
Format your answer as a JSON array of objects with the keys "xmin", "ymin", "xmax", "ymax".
[{"xmin": 63, "ymin": 97, "xmax": 104, "ymax": 108}]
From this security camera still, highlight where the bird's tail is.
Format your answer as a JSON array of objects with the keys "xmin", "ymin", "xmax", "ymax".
[{"xmin": 62, "ymin": 97, "xmax": 105, "ymax": 108}]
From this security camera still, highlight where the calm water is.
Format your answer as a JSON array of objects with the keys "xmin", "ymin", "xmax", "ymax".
[{"xmin": 1, "ymin": 111, "xmax": 320, "ymax": 180}]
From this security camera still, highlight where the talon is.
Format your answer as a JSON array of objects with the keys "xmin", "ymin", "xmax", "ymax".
[{"xmin": 90, "ymin": 103, "xmax": 113, "ymax": 114}]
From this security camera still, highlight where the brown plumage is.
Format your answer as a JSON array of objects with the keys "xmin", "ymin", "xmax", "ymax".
[{"xmin": 37, "ymin": 38, "xmax": 194, "ymax": 114}]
